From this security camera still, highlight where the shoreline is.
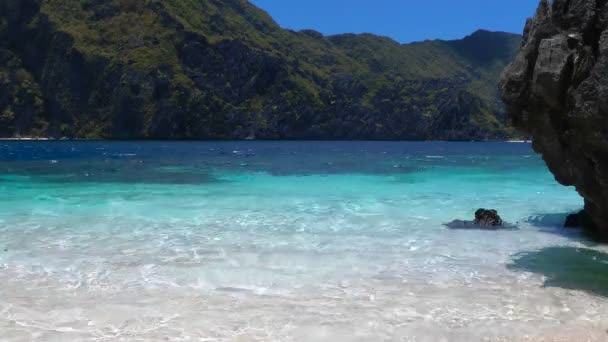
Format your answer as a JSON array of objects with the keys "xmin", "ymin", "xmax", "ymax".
[{"xmin": 0, "ymin": 145, "xmax": 603, "ymax": 340}]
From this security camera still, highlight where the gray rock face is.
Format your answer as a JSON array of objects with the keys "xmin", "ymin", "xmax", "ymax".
[{"xmin": 501, "ymin": 0, "xmax": 608, "ymax": 238}]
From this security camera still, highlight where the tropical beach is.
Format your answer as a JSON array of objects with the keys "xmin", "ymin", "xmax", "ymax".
[{"xmin": 2, "ymin": 0, "xmax": 608, "ymax": 341}]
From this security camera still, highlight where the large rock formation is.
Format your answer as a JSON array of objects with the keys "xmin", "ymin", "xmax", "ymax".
[{"xmin": 501, "ymin": 0, "xmax": 608, "ymax": 238}]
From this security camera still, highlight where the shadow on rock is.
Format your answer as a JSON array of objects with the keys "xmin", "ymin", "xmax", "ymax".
[{"xmin": 508, "ymin": 247, "xmax": 608, "ymax": 298}]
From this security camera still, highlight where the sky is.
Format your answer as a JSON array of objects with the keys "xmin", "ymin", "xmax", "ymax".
[{"xmin": 250, "ymin": 0, "xmax": 539, "ymax": 43}]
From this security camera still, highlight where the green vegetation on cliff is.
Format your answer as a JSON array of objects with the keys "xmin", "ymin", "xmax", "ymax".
[{"xmin": 0, "ymin": 0, "xmax": 521, "ymax": 140}]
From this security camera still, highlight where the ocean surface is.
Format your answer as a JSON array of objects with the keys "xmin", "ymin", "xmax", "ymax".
[{"xmin": 1, "ymin": 141, "xmax": 607, "ymax": 341}]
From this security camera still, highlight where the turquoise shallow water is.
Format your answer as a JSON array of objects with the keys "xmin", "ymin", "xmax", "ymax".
[{"xmin": 1, "ymin": 141, "xmax": 607, "ymax": 341}]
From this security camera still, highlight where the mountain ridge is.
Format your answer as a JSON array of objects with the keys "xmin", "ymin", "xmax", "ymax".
[{"xmin": 0, "ymin": 0, "xmax": 522, "ymax": 140}]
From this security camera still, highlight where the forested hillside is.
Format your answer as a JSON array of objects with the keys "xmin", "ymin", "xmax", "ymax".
[{"xmin": 0, "ymin": 0, "xmax": 521, "ymax": 140}]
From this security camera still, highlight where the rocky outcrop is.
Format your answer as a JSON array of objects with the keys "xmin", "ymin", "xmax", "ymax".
[
  {"xmin": 501, "ymin": 0, "xmax": 608, "ymax": 238},
  {"xmin": 445, "ymin": 209, "xmax": 510, "ymax": 230},
  {"xmin": 564, "ymin": 210, "xmax": 590, "ymax": 228},
  {"xmin": 474, "ymin": 209, "xmax": 503, "ymax": 227}
]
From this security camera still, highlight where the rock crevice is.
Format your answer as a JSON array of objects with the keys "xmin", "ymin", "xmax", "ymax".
[{"xmin": 501, "ymin": 0, "xmax": 608, "ymax": 238}]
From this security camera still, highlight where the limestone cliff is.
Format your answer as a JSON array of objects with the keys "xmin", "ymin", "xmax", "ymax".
[
  {"xmin": 501, "ymin": 0, "xmax": 608, "ymax": 238},
  {"xmin": 0, "ymin": 0, "xmax": 520, "ymax": 140}
]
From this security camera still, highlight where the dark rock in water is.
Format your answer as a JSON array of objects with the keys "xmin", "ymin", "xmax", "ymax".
[
  {"xmin": 561, "ymin": 210, "xmax": 608, "ymax": 242},
  {"xmin": 445, "ymin": 209, "xmax": 512, "ymax": 230},
  {"xmin": 501, "ymin": 0, "xmax": 608, "ymax": 239},
  {"xmin": 564, "ymin": 210, "xmax": 590, "ymax": 228},
  {"xmin": 564, "ymin": 210, "xmax": 595, "ymax": 233},
  {"xmin": 474, "ymin": 209, "xmax": 503, "ymax": 227}
]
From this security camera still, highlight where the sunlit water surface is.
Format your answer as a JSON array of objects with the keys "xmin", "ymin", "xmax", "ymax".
[{"xmin": 1, "ymin": 141, "xmax": 607, "ymax": 341}]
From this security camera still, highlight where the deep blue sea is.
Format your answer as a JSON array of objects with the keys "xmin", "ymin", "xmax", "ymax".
[{"xmin": 1, "ymin": 141, "xmax": 607, "ymax": 341}]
